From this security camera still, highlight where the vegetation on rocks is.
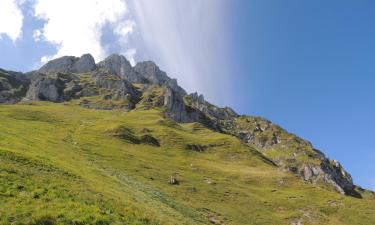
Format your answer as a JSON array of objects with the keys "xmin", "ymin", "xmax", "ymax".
[
  {"xmin": 1, "ymin": 102, "xmax": 375, "ymax": 225},
  {"xmin": 1, "ymin": 53, "xmax": 375, "ymax": 224}
]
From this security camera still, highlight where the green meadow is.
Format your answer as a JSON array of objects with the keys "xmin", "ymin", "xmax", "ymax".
[{"xmin": 1, "ymin": 102, "xmax": 375, "ymax": 225}]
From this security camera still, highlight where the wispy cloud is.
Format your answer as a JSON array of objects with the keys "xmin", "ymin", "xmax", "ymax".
[
  {"xmin": 32, "ymin": 0, "xmax": 135, "ymax": 63},
  {"xmin": 124, "ymin": 48, "xmax": 137, "ymax": 66},
  {"xmin": 3, "ymin": 0, "xmax": 233, "ymax": 105},
  {"xmin": 129, "ymin": 0, "xmax": 232, "ymax": 105},
  {"xmin": 0, "ymin": 0, "xmax": 24, "ymax": 41}
]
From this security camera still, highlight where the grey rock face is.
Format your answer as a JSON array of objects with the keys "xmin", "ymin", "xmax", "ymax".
[
  {"xmin": 321, "ymin": 159, "xmax": 355, "ymax": 195},
  {"xmin": 187, "ymin": 92, "xmax": 238, "ymax": 121},
  {"xmin": 0, "ymin": 69, "xmax": 29, "ymax": 103},
  {"xmin": 97, "ymin": 54, "xmax": 146, "ymax": 83},
  {"xmin": 38, "ymin": 54, "xmax": 96, "ymax": 74},
  {"xmin": 222, "ymin": 115, "xmax": 357, "ymax": 196},
  {"xmin": 183, "ymin": 93, "xmax": 357, "ymax": 196},
  {"xmin": 134, "ymin": 61, "xmax": 163, "ymax": 84},
  {"xmin": 134, "ymin": 61, "xmax": 186, "ymax": 95},
  {"xmin": 72, "ymin": 54, "xmax": 97, "ymax": 73},
  {"xmin": 26, "ymin": 73, "xmax": 65, "ymax": 102},
  {"xmin": 298, "ymin": 160, "xmax": 355, "ymax": 195},
  {"xmin": 0, "ymin": 53, "xmax": 364, "ymax": 197},
  {"xmin": 26, "ymin": 73, "xmax": 81, "ymax": 102},
  {"xmin": 92, "ymin": 72, "xmax": 140, "ymax": 106},
  {"xmin": 64, "ymin": 80, "xmax": 82, "ymax": 98},
  {"xmin": 182, "ymin": 92, "xmax": 235, "ymax": 130},
  {"xmin": 163, "ymin": 87, "xmax": 189, "ymax": 122},
  {"xmin": 38, "ymin": 56, "xmax": 75, "ymax": 74}
]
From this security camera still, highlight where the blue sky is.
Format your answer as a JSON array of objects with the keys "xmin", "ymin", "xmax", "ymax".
[
  {"xmin": 0, "ymin": 0, "xmax": 374, "ymax": 190},
  {"xmin": 226, "ymin": 0, "xmax": 375, "ymax": 191}
]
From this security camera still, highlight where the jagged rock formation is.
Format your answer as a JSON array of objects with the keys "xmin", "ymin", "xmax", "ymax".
[
  {"xmin": 163, "ymin": 87, "xmax": 189, "ymax": 122},
  {"xmin": 90, "ymin": 71, "xmax": 141, "ymax": 109},
  {"xmin": 134, "ymin": 61, "xmax": 186, "ymax": 95},
  {"xmin": 183, "ymin": 95, "xmax": 358, "ymax": 196},
  {"xmin": 26, "ymin": 73, "xmax": 81, "ymax": 102},
  {"xmin": 97, "ymin": 54, "xmax": 146, "ymax": 83},
  {"xmin": 0, "ymin": 69, "xmax": 29, "ymax": 103},
  {"xmin": 39, "ymin": 54, "xmax": 96, "ymax": 74},
  {"xmin": 0, "ymin": 53, "xmax": 362, "ymax": 197},
  {"xmin": 220, "ymin": 116, "xmax": 356, "ymax": 196}
]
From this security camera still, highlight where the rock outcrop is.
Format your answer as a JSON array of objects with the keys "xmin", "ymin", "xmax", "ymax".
[
  {"xmin": 182, "ymin": 92, "xmax": 357, "ymax": 196},
  {"xmin": 134, "ymin": 61, "xmax": 186, "ymax": 95},
  {"xmin": 0, "ymin": 53, "xmax": 363, "ymax": 197},
  {"xmin": 0, "ymin": 69, "xmax": 29, "ymax": 103},
  {"xmin": 162, "ymin": 87, "xmax": 189, "ymax": 122},
  {"xmin": 219, "ymin": 115, "xmax": 358, "ymax": 196},
  {"xmin": 26, "ymin": 73, "xmax": 81, "ymax": 102},
  {"xmin": 39, "ymin": 54, "xmax": 96, "ymax": 74},
  {"xmin": 300, "ymin": 159, "xmax": 355, "ymax": 195},
  {"xmin": 187, "ymin": 92, "xmax": 238, "ymax": 121},
  {"xmin": 73, "ymin": 54, "xmax": 97, "ymax": 73},
  {"xmin": 97, "ymin": 54, "xmax": 147, "ymax": 83},
  {"xmin": 91, "ymin": 71, "xmax": 141, "ymax": 109}
]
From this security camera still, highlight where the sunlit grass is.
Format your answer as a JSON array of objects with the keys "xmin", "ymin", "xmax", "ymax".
[{"xmin": 1, "ymin": 102, "xmax": 375, "ymax": 225}]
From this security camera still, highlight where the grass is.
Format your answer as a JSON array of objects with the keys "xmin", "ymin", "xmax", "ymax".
[
  {"xmin": 77, "ymin": 96, "xmax": 131, "ymax": 110},
  {"xmin": 233, "ymin": 116, "xmax": 325, "ymax": 167},
  {"xmin": 0, "ymin": 102, "xmax": 375, "ymax": 224}
]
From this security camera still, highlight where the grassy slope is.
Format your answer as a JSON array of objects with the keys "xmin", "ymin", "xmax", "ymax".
[{"xmin": 1, "ymin": 102, "xmax": 375, "ymax": 225}]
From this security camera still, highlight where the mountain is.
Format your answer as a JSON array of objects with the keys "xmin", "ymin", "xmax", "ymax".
[{"xmin": 0, "ymin": 54, "xmax": 374, "ymax": 225}]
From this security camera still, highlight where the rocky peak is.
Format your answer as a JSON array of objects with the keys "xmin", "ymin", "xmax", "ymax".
[
  {"xmin": 1, "ymin": 53, "xmax": 367, "ymax": 197},
  {"xmin": 190, "ymin": 92, "xmax": 205, "ymax": 104},
  {"xmin": 97, "ymin": 54, "xmax": 146, "ymax": 83},
  {"xmin": 38, "ymin": 54, "xmax": 96, "ymax": 74},
  {"xmin": 134, "ymin": 61, "xmax": 163, "ymax": 83},
  {"xmin": 134, "ymin": 61, "xmax": 186, "ymax": 95},
  {"xmin": 74, "ymin": 54, "xmax": 96, "ymax": 73}
]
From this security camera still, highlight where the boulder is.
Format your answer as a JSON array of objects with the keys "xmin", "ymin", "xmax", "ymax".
[{"xmin": 169, "ymin": 176, "xmax": 179, "ymax": 185}]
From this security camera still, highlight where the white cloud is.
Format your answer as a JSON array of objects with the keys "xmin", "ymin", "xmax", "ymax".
[
  {"xmin": 114, "ymin": 20, "xmax": 136, "ymax": 40},
  {"xmin": 40, "ymin": 55, "xmax": 52, "ymax": 64},
  {"xmin": 33, "ymin": 29, "xmax": 42, "ymax": 41},
  {"xmin": 0, "ymin": 0, "xmax": 24, "ymax": 41},
  {"xmin": 33, "ymin": 0, "xmax": 136, "ymax": 63},
  {"xmin": 124, "ymin": 48, "xmax": 136, "ymax": 66},
  {"xmin": 24, "ymin": 0, "xmax": 230, "ymax": 105}
]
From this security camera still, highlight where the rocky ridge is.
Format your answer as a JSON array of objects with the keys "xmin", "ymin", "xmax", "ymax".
[
  {"xmin": 0, "ymin": 69, "xmax": 29, "ymax": 103},
  {"xmin": 0, "ymin": 53, "xmax": 364, "ymax": 197},
  {"xmin": 39, "ymin": 54, "xmax": 97, "ymax": 74}
]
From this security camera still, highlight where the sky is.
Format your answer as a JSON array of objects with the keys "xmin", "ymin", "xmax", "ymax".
[{"xmin": 0, "ymin": 0, "xmax": 374, "ymax": 191}]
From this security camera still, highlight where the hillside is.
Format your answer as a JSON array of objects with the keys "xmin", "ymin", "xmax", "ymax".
[{"xmin": 1, "ymin": 54, "xmax": 375, "ymax": 225}]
